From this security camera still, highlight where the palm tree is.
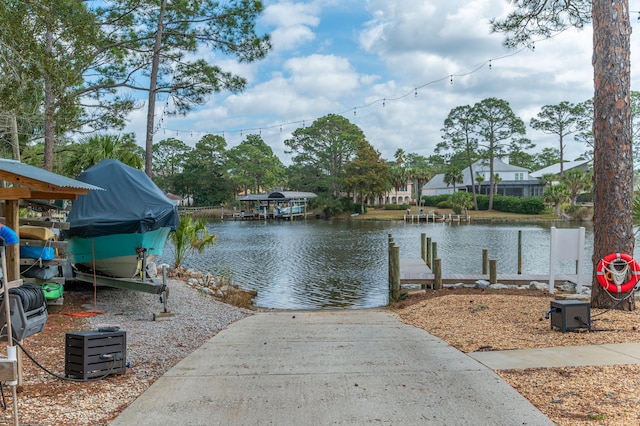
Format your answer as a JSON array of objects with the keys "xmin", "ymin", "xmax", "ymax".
[
  {"xmin": 493, "ymin": 173, "xmax": 502, "ymax": 194},
  {"xmin": 475, "ymin": 175, "xmax": 484, "ymax": 194},
  {"xmin": 170, "ymin": 215, "xmax": 216, "ymax": 268},
  {"xmin": 390, "ymin": 165, "xmax": 408, "ymax": 203},
  {"xmin": 543, "ymin": 184, "xmax": 570, "ymax": 216},
  {"xmin": 561, "ymin": 168, "xmax": 592, "ymax": 206},
  {"xmin": 62, "ymin": 133, "xmax": 144, "ymax": 176},
  {"xmin": 394, "ymin": 148, "xmax": 405, "ymax": 166},
  {"xmin": 539, "ymin": 173, "xmax": 557, "ymax": 187},
  {"xmin": 444, "ymin": 167, "xmax": 464, "ymax": 191}
]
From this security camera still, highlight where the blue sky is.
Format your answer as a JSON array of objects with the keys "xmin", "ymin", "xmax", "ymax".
[{"xmin": 122, "ymin": 0, "xmax": 640, "ymax": 166}]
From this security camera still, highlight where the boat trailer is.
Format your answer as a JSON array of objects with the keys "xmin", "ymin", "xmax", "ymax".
[{"xmin": 72, "ymin": 265, "xmax": 170, "ymax": 314}]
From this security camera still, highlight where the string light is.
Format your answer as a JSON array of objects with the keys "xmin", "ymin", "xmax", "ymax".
[{"xmin": 146, "ymin": 33, "xmax": 571, "ymax": 141}]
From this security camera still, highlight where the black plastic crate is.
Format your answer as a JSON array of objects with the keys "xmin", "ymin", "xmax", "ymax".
[
  {"xmin": 65, "ymin": 330, "xmax": 126, "ymax": 379},
  {"xmin": 550, "ymin": 300, "xmax": 591, "ymax": 332}
]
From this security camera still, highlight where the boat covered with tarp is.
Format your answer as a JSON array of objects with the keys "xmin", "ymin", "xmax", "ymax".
[{"xmin": 66, "ymin": 159, "xmax": 179, "ymax": 278}]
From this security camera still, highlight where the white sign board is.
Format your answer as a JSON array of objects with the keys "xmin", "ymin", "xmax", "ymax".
[{"xmin": 549, "ymin": 226, "xmax": 586, "ymax": 294}]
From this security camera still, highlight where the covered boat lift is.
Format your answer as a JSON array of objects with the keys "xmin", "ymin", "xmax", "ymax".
[{"xmin": 237, "ymin": 191, "xmax": 317, "ymax": 220}]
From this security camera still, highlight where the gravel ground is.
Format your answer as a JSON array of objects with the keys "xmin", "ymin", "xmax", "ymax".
[
  {"xmin": 3, "ymin": 284, "xmax": 639, "ymax": 425},
  {"xmin": 395, "ymin": 288, "xmax": 640, "ymax": 426},
  {"xmin": 0, "ymin": 279, "xmax": 252, "ymax": 426}
]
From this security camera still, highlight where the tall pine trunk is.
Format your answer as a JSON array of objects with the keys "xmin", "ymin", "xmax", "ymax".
[
  {"xmin": 591, "ymin": 0, "xmax": 634, "ymax": 309},
  {"xmin": 144, "ymin": 0, "xmax": 168, "ymax": 177}
]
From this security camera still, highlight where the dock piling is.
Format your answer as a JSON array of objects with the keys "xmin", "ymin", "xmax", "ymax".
[
  {"xmin": 482, "ymin": 249, "xmax": 488, "ymax": 275},
  {"xmin": 518, "ymin": 230, "xmax": 522, "ymax": 275},
  {"xmin": 433, "ymin": 258, "xmax": 442, "ymax": 290},
  {"xmin": 489, "ymin": 259, "xmax": 497, "ymax": 284},
  {"xmin": 389, "ymin": 245, "xmax": 401, "ymax": 303}
]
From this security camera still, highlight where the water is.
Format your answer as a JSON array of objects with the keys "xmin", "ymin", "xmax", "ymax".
[{"xmin": 157, "ymin": 220, "xmax": 613, "ymax": 310}]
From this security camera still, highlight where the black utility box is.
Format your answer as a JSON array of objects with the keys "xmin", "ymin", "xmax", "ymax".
[
  {"xmin": 550, "ymin": 300, "xmax": 591, "ymax": 332},
  {"xmin": 65, "ymin": 330, "xmax": 126, "ymax": 379}
]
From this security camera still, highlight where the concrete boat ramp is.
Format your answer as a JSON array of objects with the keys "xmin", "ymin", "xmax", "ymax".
[{"xmin": 110, "ymin": 310, "xmax": 553, "ymax": 425}]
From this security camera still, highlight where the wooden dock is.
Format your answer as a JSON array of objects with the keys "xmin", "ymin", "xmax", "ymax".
[
  {"xmin": 223, "ymin": 211, "xmax": 311, "ymax": 221},
  {"xmin": 399, "ymin": 258, "xmax": 590, "ymax": 286},
  {"xmin": 404, "ymin": 213, "xmax": 470, "ymax": 223}
]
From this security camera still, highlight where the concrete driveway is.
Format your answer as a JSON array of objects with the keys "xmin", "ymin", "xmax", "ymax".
[{"xmin": 110, "ymin": 310, "xmax": 553, "ymax": 425}]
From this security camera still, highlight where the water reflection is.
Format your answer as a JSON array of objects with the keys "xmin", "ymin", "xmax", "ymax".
[{"xmin": 156, "ymin": 219, "xmax": 619, "ymax": 310}]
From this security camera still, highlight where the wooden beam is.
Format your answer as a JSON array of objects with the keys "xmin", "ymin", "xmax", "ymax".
[
  {"xmin": 0, "ymin": 187, "xmax": 31, "ymax": 200},
  {"xmin": 29, "ymin": 190, "xmax": 86, "ymax": 200},
  {"xmin": 0, "ymin": 171, "xmax": 57, "ymax": 192}
]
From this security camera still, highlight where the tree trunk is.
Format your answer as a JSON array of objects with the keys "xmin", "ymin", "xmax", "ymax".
[
  {"xmin": 468, "ymin": 160, "xmax": 478, "ymax": 210},
  {"xmin": 144, "ymin": 0, "xmax": 168, "ymax": 177},
  {"xmin": 9, "ymin": 114, "xmax": 19, "ymax": 161},
  {"xmin": 591, "ymin": 0, "xmax": 634, "ymax": 310},
  {"xmin": 43, "ymin": 30, "xmax": 55, "ymax": 171}
]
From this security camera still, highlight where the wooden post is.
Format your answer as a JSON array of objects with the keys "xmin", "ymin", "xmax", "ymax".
[
  {"xmin": 421, "ymin": 233, "xmax": 426, "ymax": 262},
  {"xmin": 389, "ymin": 245, "xmax": 400, "ymax": 303},
  {"xmin": 489, "ymin": 259, "xmax": 497, "ymax": 284},
  {"xmin": 433, "ymin": 258, "xmax": 442, "ymax": 290},
  {"xmin": 432, "ymin": 242, "xmax": 438, "ymax": 263},
  {"xmin": 426, "ymin": 237, "xmax": 432, "ymax": 268},
  {"xmin": 388, "ymin": 235, "xmax": 394, "ymax": 286},
  {"xmin": 482, "ymin": 249, "xmax": 488, "ymax": 275},
  {"xmin": 517, "ymin": 230, "xmax": 522, "ymax": 275},
  {"xmin": 4, "ymin": 200, "xmax": 19, "ymax": 281}
]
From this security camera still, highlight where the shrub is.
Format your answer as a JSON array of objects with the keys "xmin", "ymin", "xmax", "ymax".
[
  {"xmin": 421, "ymin": 195, "xmax": 451, "ymax": 207},
  {"xmin": 449, "ymin": 191, "xmax": 473, "ymax": 214},
  {"xmin": 570, "ymin": 206, "xmax": 593, "ymax": 221},
  {"xmin": 518, "ymin": 197, "xmax": 546, "ymax": 214}
]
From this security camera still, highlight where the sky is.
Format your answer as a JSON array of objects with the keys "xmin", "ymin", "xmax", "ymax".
[{"xmin": 122, "ymin": 0, "xmax": 640, "ymax": 167}]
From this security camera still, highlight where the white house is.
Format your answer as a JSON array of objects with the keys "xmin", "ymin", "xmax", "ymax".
[
  {"xmin": 529, "ymin": 160, "xmax": 591, "ymax": 179},
  {"xmin": 422, "ymin": 158, "xmax": 543, "ymax": 197}
]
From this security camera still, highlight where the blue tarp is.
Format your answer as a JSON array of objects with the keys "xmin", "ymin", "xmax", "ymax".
[{"xmin": 66, "ymin": 160, "xmax": 179, "ymax": 238}]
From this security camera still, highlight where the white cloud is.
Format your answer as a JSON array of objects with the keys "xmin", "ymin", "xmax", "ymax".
[
  {"xmin": 261, "ymin": 2, "xmax": 321, "ymax": 51},
  {"xmin": 118, "ymin": 0, "xmax": 640, "ymax": 169}
]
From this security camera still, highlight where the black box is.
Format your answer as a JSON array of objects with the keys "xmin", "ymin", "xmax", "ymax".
[
  {"xmin": 65, "ymin": 330, "xmax": 126, "ymax": 379},
  {"xmin": 550, "ymin": 300, "xmax": 590, "ymax": 332}
]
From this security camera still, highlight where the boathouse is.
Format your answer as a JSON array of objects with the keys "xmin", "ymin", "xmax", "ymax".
[{"xmin": 236, "ymin": 191, "xmax": 317, "ymax": 220}]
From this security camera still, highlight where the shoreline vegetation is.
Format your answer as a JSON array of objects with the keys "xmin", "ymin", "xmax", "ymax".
[{"xmin": 182, "ymin": 205, "xmax": 587, "ymax": 223}]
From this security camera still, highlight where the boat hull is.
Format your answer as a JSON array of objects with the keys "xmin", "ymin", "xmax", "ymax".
[{"xmin": 68, "ymin": 227, "xmax": 171, "ymax": 278}]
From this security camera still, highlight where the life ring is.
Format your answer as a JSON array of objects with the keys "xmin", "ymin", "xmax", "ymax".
[{"xmin": 596, "ymin": 253, "xmax": 640, "ymax": 293}]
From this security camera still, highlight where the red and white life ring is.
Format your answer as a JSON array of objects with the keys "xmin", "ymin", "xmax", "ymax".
[{"xmin": 596, "ymin": 252, "xmax": 640, "ymax": 293}]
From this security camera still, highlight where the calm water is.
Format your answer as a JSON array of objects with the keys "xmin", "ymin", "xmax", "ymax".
[{"xmin": 155, "ymin": 219, "xmax": 632, "ymax": 310}]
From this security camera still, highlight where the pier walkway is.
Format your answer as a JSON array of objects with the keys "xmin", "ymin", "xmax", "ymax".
[{"xmin": 399, "ymin": 257, "xmax": 590, "ymax": 287}]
